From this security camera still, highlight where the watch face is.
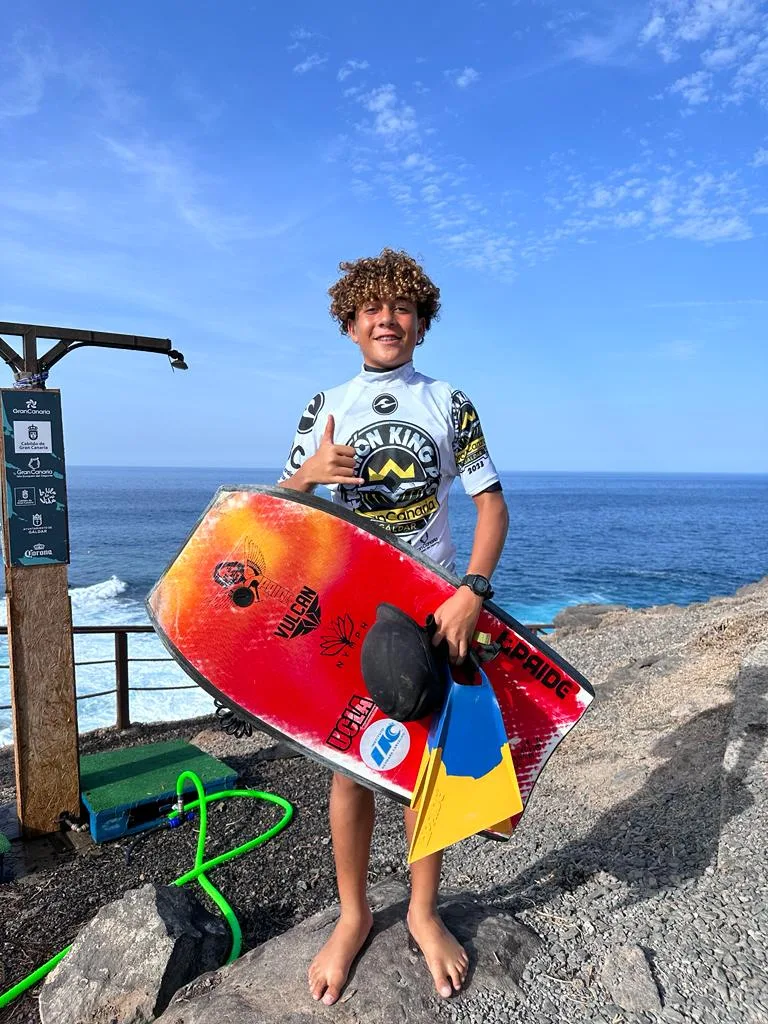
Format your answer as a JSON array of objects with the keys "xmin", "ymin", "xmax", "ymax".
[{"xmin": 465, "ymin": 575, "xmax": 490, "ymax": 596}]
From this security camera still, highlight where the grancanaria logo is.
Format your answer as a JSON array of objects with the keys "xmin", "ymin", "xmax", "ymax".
[{"xmin": 341, "ymin": 420, "xmax": 441, "ymax": 536}]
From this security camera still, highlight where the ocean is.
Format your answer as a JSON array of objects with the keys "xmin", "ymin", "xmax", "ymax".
[{"xmin": 1, "ymin": 468, "xmax": 767, "ymax": 747}]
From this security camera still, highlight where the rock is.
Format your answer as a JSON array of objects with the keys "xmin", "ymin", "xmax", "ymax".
[
  {"xmin": 599, "ymin": 943, "xmax": 662, "ymax": 1014},
  {"xmin": 156, "ymin": 881, "xmax": 540, "ymax": 1023},
  {"xmin": 552, "ymin": 603, "xmax": 628, "ymax": 633},
  {"xmin": 40, "ymin": 883, "xmax": 230, "ymax": 1024},
  {"xmin": 252, "ymin": 740, "xmax": 303, "ymax": 762}
]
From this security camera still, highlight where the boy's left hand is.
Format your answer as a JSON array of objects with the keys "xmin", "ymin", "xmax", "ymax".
[{"xmin": 431, "ymin": 587, "xmax": 484, "ymax": 664}]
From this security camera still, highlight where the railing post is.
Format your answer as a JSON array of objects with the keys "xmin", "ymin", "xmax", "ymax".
[{"xmin": 114, "ymin": 631, "xmax": 130, "ymax": 731}]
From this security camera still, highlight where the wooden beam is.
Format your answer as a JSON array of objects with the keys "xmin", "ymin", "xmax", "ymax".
[
  {"xmin": 4, "ymin": 564, "xmax": 80, "ymax": 836},
  {"xmin": 0, "ymin": 322, "xmax": 171, "ymax": 346}
]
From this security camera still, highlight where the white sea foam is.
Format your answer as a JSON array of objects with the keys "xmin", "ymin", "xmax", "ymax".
[{"xmin": 70, "ymin": 575, "xmax": 130, "ymax": 617}]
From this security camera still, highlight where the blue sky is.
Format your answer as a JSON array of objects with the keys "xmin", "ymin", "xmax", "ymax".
[{"xmin": 0, "ymin": 0, "xmax": 766, "ymax": 472}]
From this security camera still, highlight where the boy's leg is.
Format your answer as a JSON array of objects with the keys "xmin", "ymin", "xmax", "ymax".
[
  {"xmin": 404, "ymin": 806, "xmax": 469, "ymax": 998},
  {"xmin": 308, "ymin": 772, "xmax": 375, "ymax": 1006}
]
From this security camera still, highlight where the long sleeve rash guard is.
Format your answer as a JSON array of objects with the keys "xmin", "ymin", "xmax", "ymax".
[{"xmin": 280, "ymin": 361, "xmax": 500, "ymax": 571}]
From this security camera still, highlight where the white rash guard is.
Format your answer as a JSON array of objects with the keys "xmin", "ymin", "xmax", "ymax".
[{"xmin": 279, "ymin": 361, "xmax": 501, "ymax": 571}]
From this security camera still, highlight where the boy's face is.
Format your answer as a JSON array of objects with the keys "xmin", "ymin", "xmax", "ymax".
[{"xmin": 347, "ymin": 295, "xmax": 425, "ymax": 370}]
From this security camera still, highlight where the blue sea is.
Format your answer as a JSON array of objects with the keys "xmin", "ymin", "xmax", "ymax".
[{"xmin": 1, "ymin": 468, "xmax": 767, "ymax": 746}]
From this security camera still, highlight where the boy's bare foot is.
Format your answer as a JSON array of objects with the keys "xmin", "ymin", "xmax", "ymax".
[
  {"xmin": 407, "ymin": 908, "xmax": 469, "ymax": 998},
  {"xmin": 308, "ymin": 909, "xmax": 373, "ymax": 1006}
]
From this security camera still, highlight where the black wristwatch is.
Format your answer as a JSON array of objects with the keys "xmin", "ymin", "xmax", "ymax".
[{"xmin": 460, "ymin": 574, "xmax": 494, "ymax": 600}]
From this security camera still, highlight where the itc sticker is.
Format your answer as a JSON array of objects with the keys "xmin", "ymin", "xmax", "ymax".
[
  {"xmin": 14, "ymin": 421, "xmax": 52, "ymax": 454},
  {"xmin": 360, "ymin": 719, "xmax": 410, "ymax": 772}
]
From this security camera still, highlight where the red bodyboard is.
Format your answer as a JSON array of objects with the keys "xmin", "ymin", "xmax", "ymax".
[{"xmin": 147, "ymin": 487, "xmax": 594, "ymax": 834}]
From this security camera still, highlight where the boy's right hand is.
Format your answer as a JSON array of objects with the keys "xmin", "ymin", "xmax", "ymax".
[{"xmin": 299, "ymin": 415, "xmax": 365, "ymax": 488}]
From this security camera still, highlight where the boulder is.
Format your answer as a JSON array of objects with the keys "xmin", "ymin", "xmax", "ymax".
[
  {"xmin": 158, "ymin": 880, "xmax": 540, "ymax": 1023},
  {"xmin": 40, "ymin": 883, "xmax": 230, "ymax": 1024},
  {"xmin": 552, "ymin": 603, "xmax": 628, "ymax": 633}
]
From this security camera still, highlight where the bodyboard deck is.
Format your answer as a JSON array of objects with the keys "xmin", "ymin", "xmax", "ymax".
[{"xmin": 147, "ymin": 486, "xmax": 594, "ymax": 836}]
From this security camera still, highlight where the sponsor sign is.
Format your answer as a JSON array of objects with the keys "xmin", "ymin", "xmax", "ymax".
[{"xmin": 1, "ymin": 390, "xmax": 70, "ymax": 566}]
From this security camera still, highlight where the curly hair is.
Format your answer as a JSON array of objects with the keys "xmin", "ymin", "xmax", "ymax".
[{"xmin": 328, "ymin": 248, "xmax": 441, "ymax": 336}]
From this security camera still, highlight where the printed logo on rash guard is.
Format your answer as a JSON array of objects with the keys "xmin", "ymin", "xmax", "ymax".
[
  {"xmin": 372, "ymin": 393, "xmax": 398, "ymax": 415},
  {"xmin": 451, "ymin": 391, "xmax": 488, "ymax": 470},
  {"xmin": 287, "ymin": 443, "xmax": 305, "ymax": 471},
  {"xmin": 297, "ymin": 392, "xmax": 325, "ymax": 434},
  {"xmin": 279, "ymin": 392, "xmax": 324, "ymax": 481},
  {"xmin": 340, "ymin": 420, "xmax": 441, "ymax": 537}
]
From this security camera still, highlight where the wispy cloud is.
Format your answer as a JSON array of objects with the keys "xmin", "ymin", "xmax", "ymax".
[
  {"xmin": 102, "ymin": 136, "xmax": 258, "ymax": 246},
  {"xmin": 0, "ymin": 38, "xmax": 54, "ymax": 118},
  {"xmin": 287, "ymin": 27, "xmax": 319, "ymax": 52},
  {"xmin": 0, "ymin": 35, "xmax": 140, "ymax": 123},
  {"xmin": 359, "ymin": 84, "xmax": 418, "ymax": 143},
  {"xmin": 337, "ymin": 59, "xmax": 369, "ymax": 82},
  {"xmin": 640, "ymin": 1, "xmax": 768, "ymax": 107},
  {"xmin": 545, "ymin": 9, "xmax": 589, "ymax": 34},
  {"xmin": 293, "ymin": 53, "xmax": 328, "ymax": 74},
  {"xmin": 445, "ymin": 67, "xmax": 480, "ymax": 88},
  {"xmin": 669, "ymin": 69, "xmax": 713, "ymax": 105},
  {"xmin": 752, "ymin": 146, "xmax": 768, "ymax": 166},
  {"xmin": 565, "ymin": 13, "xmax": 643, "ymax": 66},
  {"xmin": 543, "ymin": 163, "xmax": 755, "ymax": 245},
  {"xmin": 288, "ymin": 29, "xmax": 761, "ymax": 280}
]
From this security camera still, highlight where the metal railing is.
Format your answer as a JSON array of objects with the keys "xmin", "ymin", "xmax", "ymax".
[
  {"xmin": 0, "ymin": 624, "xmax": 193, "ymax": 730},
  {"xmin": 0, "ymin": 621, "xmax": 554, "ymax": 731}
]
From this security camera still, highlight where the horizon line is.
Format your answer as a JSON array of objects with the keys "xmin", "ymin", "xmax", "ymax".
[{"xmin": 64, "ymin": 465, "xmax": 768, "ymax": 477}]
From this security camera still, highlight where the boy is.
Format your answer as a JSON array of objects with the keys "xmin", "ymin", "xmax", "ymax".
[{"xmin": 278, "ymin": 248, "xmax": 508, "ymax": 1005}]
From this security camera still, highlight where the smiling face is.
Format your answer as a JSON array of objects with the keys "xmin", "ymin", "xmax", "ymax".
[{"xmin": 347, "ymin": 296, "xmax": 425, "ymax": 370}]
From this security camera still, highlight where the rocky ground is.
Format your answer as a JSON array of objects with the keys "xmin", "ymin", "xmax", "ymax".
[{"xmin": 1, "ymin": 577, "xmax": 767, "ymax": 1023}]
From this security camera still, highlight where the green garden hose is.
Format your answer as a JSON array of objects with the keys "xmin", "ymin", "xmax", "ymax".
[{"xmin": 0, "ymin": 773, "xmax": 293, "ymax": 1010}]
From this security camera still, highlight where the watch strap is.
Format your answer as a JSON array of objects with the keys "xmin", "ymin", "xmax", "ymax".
[{"xmin": 460, "ymin": 573, "xmax": 494, "ymax": 599}]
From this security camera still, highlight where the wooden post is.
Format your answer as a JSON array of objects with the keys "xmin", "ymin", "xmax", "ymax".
[{"xmin": 4, "ymin": 566, "xmax": 80, "ymax": 836}]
